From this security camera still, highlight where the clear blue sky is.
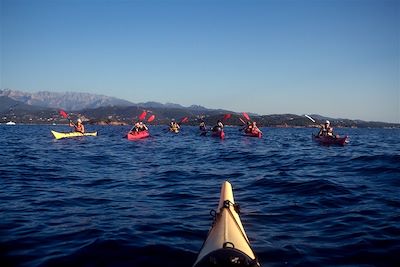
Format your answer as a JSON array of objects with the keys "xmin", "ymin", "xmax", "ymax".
[{"xmin": 1, "ymin": 0, "xmax": 399, "ymax": 122}]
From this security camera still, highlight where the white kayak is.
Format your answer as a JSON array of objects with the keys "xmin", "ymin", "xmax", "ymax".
[
  {"xmin": 193, "ymin": 181, "xmax": 260, "ymax": 267},
  {"xmin": 51, "ymin": 130, "xmax": 98, "ymax": 140}
]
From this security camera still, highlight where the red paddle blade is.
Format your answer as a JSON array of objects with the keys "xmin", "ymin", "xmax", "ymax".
[
  {"xmin": 147, "ymin": 115, "xmax": 155, "ymax": 122},
  {"xmin": 59, "ymin": 110, "xmax": 68, "ymax": 118},
  {"xmin": 138, "ymin": 111, "xmax": 147, "ymax": 121},
  {"xmin": 223, "ymin": 114, "xmax": 231, "ymax": 121},
  {"xmin": 242, "ymin": 112, "xmax": 250, "ymax": 121},
  {"xmin": 180, "ymin": 117, "xmax": 189, "ymax": 124}
]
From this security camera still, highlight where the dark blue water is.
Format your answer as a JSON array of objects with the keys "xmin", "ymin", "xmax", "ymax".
[{"xmin": 1, "ymin": 125, "xmax": 399, "ymax": 267}]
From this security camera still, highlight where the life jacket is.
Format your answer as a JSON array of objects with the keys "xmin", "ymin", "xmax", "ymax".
[
  {"xmin": 75, "ymin": 124, "xmax": 84, "ymax": 133},
  {"xmin": 320, "ymin": 126, "xmax": 332, "ymax": 136}
]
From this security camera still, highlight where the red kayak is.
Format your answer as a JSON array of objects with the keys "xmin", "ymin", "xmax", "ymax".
[
  {"xmin": 313, "ymin": 134, "xmax": 348, "ymax": 145},
  {"xmin": 244, "ymin": 131, "xmax": 262, "ymax": 138},
  {"xmin": 212, "ymin": 130, "xmax": 225, "ymax": 139},
  {"xmin": 126, "ymin": 130, "xmax": 150, "ymax": 140}
]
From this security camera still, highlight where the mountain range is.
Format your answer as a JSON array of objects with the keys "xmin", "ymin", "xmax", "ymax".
[
  {"xmin": 1, "ymin": 89, "xmax": 398, "ymax": 128},
  {"xmin": 0, "ymin": 89, "xmax": 210, "ymax": 111}
]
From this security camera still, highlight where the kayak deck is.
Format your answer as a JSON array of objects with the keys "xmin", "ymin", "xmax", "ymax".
[
  {"xmin": 313, "ymin": 134, "xmax": 348, "ymax": 145},
  {"xmin": 211, "ymin": 130, "xmax": 225, "ymax": 139},
  {"xmin": 193, "ymin": 181, "xmax": 260, "ymax": 267},
  {"xmin": 51, "ymin": 130, "xmax": 97, "ymax": 140},
  {"xmin": 126, "ymin": 130, "xmax": 150, "ymax": 140},
  {"xmin": 244, "ymin": 131, "xmax": 262, "ymax": 138}
]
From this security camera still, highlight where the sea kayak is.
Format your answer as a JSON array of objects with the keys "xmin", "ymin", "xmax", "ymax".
[
  {"xmin": 244, "ymin": 131, "xmax": 262, "ymax": 138},
  {"xmin": 51, "ymin": 130, "xmax": 97, "ymax": 140},
  {"xmin": 211, "ymin": 130, "xmax": 225, "ymax": 139},
  {"xmin": 126, "ymin": 130, "xmax": 150, "ymax": 140},
  {"xmin": 313, "ymin": 134, "xmax": 348, "ymax": 145},
  {"xmin": 193, "ymin": 181, "xmax": 260, "ymax": 267}
]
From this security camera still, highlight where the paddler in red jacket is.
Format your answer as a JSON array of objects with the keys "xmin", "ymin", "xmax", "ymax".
[{"xmin": 70, "ymin": 118, "xmax": 85, "ymax": 133}]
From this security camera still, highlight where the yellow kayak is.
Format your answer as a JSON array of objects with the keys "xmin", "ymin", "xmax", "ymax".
[
  {"xmin": 51, "ymin": 130, "xmax": 98, "ymax": 140},
  {"xmin": 193, "ymin": 181, "xmax": 260, "ymax": 267}
]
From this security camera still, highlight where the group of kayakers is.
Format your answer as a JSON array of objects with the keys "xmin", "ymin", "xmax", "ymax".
[{"xmin": 68, "ymin": 117, "xmax": 337, "ymax": 138}]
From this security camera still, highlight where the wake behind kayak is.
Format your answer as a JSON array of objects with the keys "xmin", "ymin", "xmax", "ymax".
[{"xmin": 193, "ymin": 181, "xmax": 260, "ymax": 267}]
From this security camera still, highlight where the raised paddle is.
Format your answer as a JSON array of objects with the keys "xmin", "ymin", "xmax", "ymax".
[
  {"xmin": 223, "ymin": 114, "xmax": 231, "ymax": 121},
  {"xmin": 59, "ymin": 109, "xmax": 72, "ymax": 122},
  {"xmin": 179, "ymin": 117, "xmax": 189, "ymax": 124},
  {"xmin": 138, "ymin": 111, "xmax": 147, "ymax": 121},
  {"xmin": 147, "ymin": 114, "xmax": 155, "ymax": 122},
  {"xmin": 59, "ymin": 109, "xmax": 83, "ymax": 133},
  {"xmin": 305, "ymin": 114, "xmax": 316, "ymax": 123},
  {"xmin": 242, "ymin": 112, "xmax": 251, "ymax": 121}
]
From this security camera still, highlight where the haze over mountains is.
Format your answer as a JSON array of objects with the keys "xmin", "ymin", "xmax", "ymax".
[
  {"xmin": 0, "ymin": 89, "xmax": 209, "ymax": 111},
  {"xmin": 0, "ymin": 89, "xmax": 398, "ymax": 128}
]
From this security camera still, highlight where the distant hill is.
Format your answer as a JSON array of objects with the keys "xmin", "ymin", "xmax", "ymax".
[
  {"xmin": 0, "ymin": 89, "xmax": 134, "ymax": 111},
  {"xmin": 1, "ymin": 89, "xmax": 212, "ymax": 112},
  {"xmin": 0, "ymin": 96, "xmax": 48, "ymax": 112}
]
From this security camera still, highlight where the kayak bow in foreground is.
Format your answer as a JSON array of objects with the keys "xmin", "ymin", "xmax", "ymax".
[
  {"xmin": 51, "ymin": 130, "xmax": 97, "ymax": 140},
  {"xmin": 193, "ymin": 181, "xmax": 260, "ymax": 267}
]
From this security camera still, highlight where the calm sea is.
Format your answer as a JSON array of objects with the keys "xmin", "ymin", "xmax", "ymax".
[{"xmin": 0, "ymin": 125, "xmax": 399, "ymax": 267}]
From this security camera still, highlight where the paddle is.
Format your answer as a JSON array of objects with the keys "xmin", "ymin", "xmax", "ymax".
[
  {"xmin": 179, "ymin": 117, "xmax": 189, "ymax": 125},
  {"xmin": 138, "ymin": 111, "xmax": 147, "ymax": 121},
  {"xmin": 59, "ymin": 109, "xmax": 83, "ymax": 134},
  {"xmin": 305, "ymin": 114, "xmax": 316, "ymax": 123},
  {"xmin": 242, "ymin": 112, "xmax": 251, "ymax": 121},
  {"xmin": 147, "ymin": 115, "xmax": 155, "ymax": 123},
  {"xmin": 238, "ymin": 117, "xmax": 247, "ymax": 131},
  {"xmin": 223, "ymin": 114, "xmax": 231, "ymax": 121}
]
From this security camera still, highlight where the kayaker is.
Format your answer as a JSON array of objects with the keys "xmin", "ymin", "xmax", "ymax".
[
  {"xmin": 249, "ymin": 121, "xmax": 261, "ymax": 134},
  {"xmin": 212, "ymin": 120, "xmax": 224, "ymax": 132},
  {"xmin": 199, "ymin": 120, "xmax": 207, "ymax": 131},
  {"xmin": 70, "ymin": 118, "xmax": 85, "ymax": 133},
  {"xmin": 318, "ymin": 120, "xmax": 334, "ymax": 137},
  {"xmin": 130, "ymin": 121, "xmax": 148, "ymax": 133},
  {"xmin": 243, "ymin": 121, "xmax": 252, "ymax": 133},
  {"xmin": 169, "ymin": 119, "xmax": 180, "ymax": 132}
]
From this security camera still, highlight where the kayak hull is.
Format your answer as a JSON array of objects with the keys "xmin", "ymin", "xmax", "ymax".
[
  {"xmin": 126, "ymin": 131, "xmax": 150, "ymax": 140},
  {"xmin": 193, "ymin": 181, "xmax": 260, "ymax": 267},
  {"xmin": 169, "ymin": 128, "xmax": 180, "ymax": 133},
  {"xmin": 244, "ymin": 131, "xmax": 262, "ymax": 138},
  {"xmin": 51, "ymin": 130, "xmax": 97, "ymax": 140},
  {"xmin": 313, "ymin": 134, "xmax": 348, "ymax": 145},
  {"xmin": 211, "ymin": 130, "xmax": 225, "ymax": 139}
]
